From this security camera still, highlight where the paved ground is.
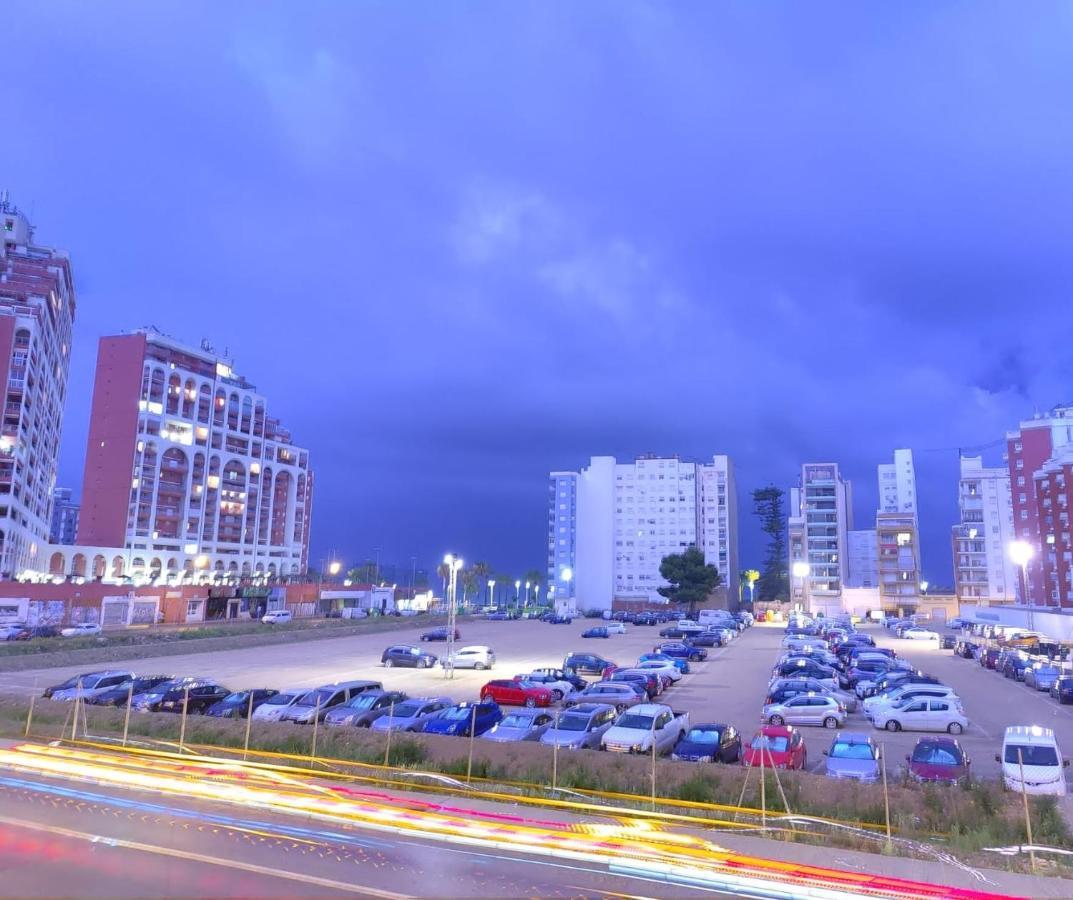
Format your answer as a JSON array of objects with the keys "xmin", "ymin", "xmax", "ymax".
[{"xmin": 5, "ymin": 618, "xmax": 1072, "ymax": 782}]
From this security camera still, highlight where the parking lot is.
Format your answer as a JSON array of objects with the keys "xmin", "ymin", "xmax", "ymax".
[{"xmin": 6, "ymin": 615, "xmax": 1072, "ymax": 782}]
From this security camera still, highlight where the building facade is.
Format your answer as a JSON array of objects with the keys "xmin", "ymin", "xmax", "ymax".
[
  {"xmin": 1006, "ymin": 406, "xmax": 1073, "ymax": 608},
  {"xmin": 875, "ymin": 449, "xmax": 921, "ymax": 610},
  {"xmin": 846, "ymin": 529, "xmax": 878, "ymax": 588},
  {"xmin": 57, "ymin": 328, "xmax": 312, "ymax": 583},
  {"xmin": 549, "ymin": 454, "xmax": 739, "ymax": 612},
  {"xmin": 0, "ymin": 197, "xmax": 76, "ymax": 576},
  {"xmin": 788, "ymin": 463, "xmax": 853, "ymax": 616},
  {"xmin": 951, "ymin": 455, "xmax": 1016, "ymax": 605},
  {"xmin": 49, "ymin": 487, "xmax": 80, "ymax": 545},
  {"xmin": 1032, "ymin": 452, "xmax": 1073, "ymax": 608}
]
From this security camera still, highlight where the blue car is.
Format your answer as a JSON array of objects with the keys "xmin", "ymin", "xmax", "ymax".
[
  {"xmin": 582, "ymin": 627, "xmax": 610, "ymax": 639},
  {"xmin": 1025, "ymin": 663, "xmax": 1062, "ymax": 691},
  {"xmin": 422, "ymin": 700, "xmax": 503, "ymax": 737},
  {"xmin": 638, "ymin": 652, "xmax": 690, "ymax": 674},
  {"xmin": 1050, "ymin": 676, "xmax": 1073, "ymax": 704},
  {"xmin": 654, "ymin": 641, "xmax": 707, "ymax": 662}
]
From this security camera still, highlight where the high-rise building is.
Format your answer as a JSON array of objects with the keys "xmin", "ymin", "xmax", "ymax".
[
  {"xmin": 0, "ymin": 197, "xmax": 76, "ymax": 576},
  {"xmin": 63, "ymin": 328, "xmax": 312, "ymax": 581},
  {"xmin": 548, "ymin": 454, "xmax": 738, "ymax": 612},
  {"xmin": 1005, "ymin": 406, "xmax": 1073, "ymax": 607},
  {"xmin": 846, "ymin": 529, "xmax": 878, "ymax": 588},
  {"xmin": 49, "ymin": 488, "xmax": 79, "ymax": 545},
  {"xmin": 788, "ymin": 463, "xmax": 853, "ymax": 615},
  {"xmin": 951, "ymin": 455, "xmax": 1016, "ymax": 605},
  {"xmin": 878, "ymin": 448, "xmax": 917, "ymax": 514},
  {"xmin": 875, "ymin": 449, "xmax": 921, "ymax": 611},
  {"xmin": 1031, "ymin": 452, "xmax": 1073, "ymax": 608}
]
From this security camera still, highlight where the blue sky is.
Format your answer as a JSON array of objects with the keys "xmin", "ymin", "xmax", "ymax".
[{"xmin": 5, "ymin": 2, "xmax": 1073, "ymax": 585}]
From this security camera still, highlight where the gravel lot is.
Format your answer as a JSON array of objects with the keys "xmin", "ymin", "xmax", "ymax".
[{"xmin": 7, "ymin": 616, "xmax": 1072, "ymax": 782}]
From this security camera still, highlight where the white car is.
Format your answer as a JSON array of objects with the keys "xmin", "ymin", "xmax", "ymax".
[
  {"xmin": 252, "ymin": 688, "xmax": 308, "ymax": 722},
  {"xmin": 262, "ymin": 610, "xmax": 293, "ymax": 624},
  {"xmin": 635, "ymin": 659, "xmax": 683, "ymax": 684},
  {"xmin": 61, "ymin": 622, "xmax": 102, "ymax": 637},
  {"xmin": 604, "ymin": 621, "xmax": 627, "ymax": 635},
  {"xmin": 871, "ymin": 697, "xmax": 968, "ymax": 734},
  {"xmin": 518, "ymin": 671, "xmax": 574, "ymax": 700},
  {"xmin": 999, "ymin": 726, "xmax": 1069, "ymax": 796},
  {"xmin": 445, "ymin": 645, "xmax": 496, "ymax": 670},
  {"xmin": 901, "ymin": 627, "xmax": 939, "ymax": 641}
]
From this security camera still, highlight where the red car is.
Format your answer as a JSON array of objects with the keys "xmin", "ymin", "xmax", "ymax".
[
  {"xmin": 480, "ymin": 679, "xmax": 553, "ymax": 708},
  {"xmin": 906, "ymin": 737, "xmax": 970, "ymax": 785},
  {"xmin": 742, "ymin": 725, "xmax": 807, "ymax": 770}
]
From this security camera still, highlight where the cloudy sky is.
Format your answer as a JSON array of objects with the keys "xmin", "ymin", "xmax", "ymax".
[{"xmin": 5, "ymin": 2, "xmax": 1073, "ymax": 585}]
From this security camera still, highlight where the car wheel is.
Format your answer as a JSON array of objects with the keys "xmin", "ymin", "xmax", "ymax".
[
  {"xmin": 885, "ymin": 720, "xmax": 901, "ymax": 732},
  {"xmin": 769, "ymin": 714, "xmax": 784, "ymax": 726},
  {"xmin": 525, "ymin": 698, "xmax": 536, "ymax": 708},
  {"xmin": 823, "ymin": 716, "xmax": 838, "ymax": 729},
  {"xmin": 474, "ymin": 663, "xmax": 485, "ymax": 670},
  {"xmin": 551, "ymin": 689, "xmax": 563, "ymax": 702},
  {"xmin": 384, "ymin": 659, "xmax": 394, "ymax": 668},
  {"xmin": 359, "ymin": 721, "xmax": 371, "ymax": 728},
  {"xmin": 948, "ymin": 722, "xmax": 964, "ymax": 735},
  {"xmin": 423, "ymin": 658, "xmax": 433, "ymax": 668}
]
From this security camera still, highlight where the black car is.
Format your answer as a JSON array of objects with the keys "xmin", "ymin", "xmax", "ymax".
[
  {"xmin": 687, "ymin": 631, "xmax": 721, "ymax": 648},
  {"xmin": 420, "ymin": 627, "xmax": 460, "ymax": 642},
  {"xmin": 673, "ymin": 723, "xmax": 741, "ymax": 763},
  {"xmin": 87, "ymin": 674, "xmax": 175, "ymax": 707},
  {"xmin": 381, "ymin": 644, "xmax": 438, "ymax": 668},
  {"xmin": 659, "ymin": 626, "xmax": 687, "ymax": 638},
  {"xmin": 1002, "ymin": 655, "xmax": 1028, "ymax": 680},
  {"xmin": 1049, "ymin": 676, "xmax": 1073, "ymax": 704},
  {"xmin": 773, "ymin": 660, "xmax": 835, "ymax": 682},
  {"xmin": 563, "ymin": 652, "xmax": 615, "ymax": 675},
  {"xmin": 14, "ymin": 625, "xmax": 60, "ymax": 641},
  {"xmin": 954, "ymin": 639, "xmax": 979, "ymax": 659},
  {"xmin": 157, "ymin": 681, "xmax": 230, "ymax": 714},
  {"xmin": 206, "ymin": 688, "xmax": 280, "ymax": 718},
  {"xmin": 940, "ymin": 635, "xmax": 957, "ymax": 650}
]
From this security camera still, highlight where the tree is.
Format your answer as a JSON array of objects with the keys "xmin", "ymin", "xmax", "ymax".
[
  {"xmin": 471, "ymin": 561, "xmax": 492, "ymax": 604},
  {"xmin": 347, "ymin": 562, "xmax": 377, "ymax": 584},
  {"xmin": 436, "ymin": 561, "xmax": 451, "ymax": 598},
  {"xmin": 752, "ymin": 486, "xmax": 789, "ymax": 602},
  {"xmin": 742, "ymin": 569, "xmax": 761, "ymax": 607},
  {"xmin": 658, "ymin": 546, "xmax": 721, "ymax": 616},
  {"xmin": 460, "ymin": 568, "xmax": 477, "ymax": 607}
]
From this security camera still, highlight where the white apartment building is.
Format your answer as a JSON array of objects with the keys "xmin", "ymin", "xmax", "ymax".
[
  {"xmin": 846, "ymin": 529, "xmax": 878, "ymax": 588},
  {"xmin": 549, "ymin": 454, "xmax": 739, "ymax": 612},
  {"xmin": 876, "ymin": 449, "xmax": 922, "ymax": 610},
  {"xmin": 878, "ymin": 448, "xmax": 917, "ymax": 514},
  {"xmin": 0, "ymin": 197, "xmax": 76, "ymax": 577},
  {"xmin": 789, "ymin": 463, "xmax": 853, "ymax": 616},
  {"xmin": 951, "ymin": 455, "xmax": 1017, "ymax": 604}
]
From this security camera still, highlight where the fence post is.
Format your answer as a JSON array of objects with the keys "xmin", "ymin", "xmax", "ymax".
[
  {"xmin": 650, "ymin": 718, "xmax": 658, "ymax": 810},
  {"xmin": 466, "ymin": 706, "xmax": 478, "ymax": 783},
  {"xmin": 1017, "ymin": 748, "xmax": 1037, "ymax": 873},
  {"xmin": 880, "ymin": 743, "xmax": 893, "ymax": 852},
  {"xmin": 178, "ymin": 685, "xmax": 190, "ymax": 753},
  {"xmin": 552, "ymin": 735, "xmax": 559, "ymax": 792},
  {"xmin": 759, "ymin": 738, "xmax": 767, "ymax": 831},
  {"xmin": 122, "ymin": 682, "xmax": 134, "ymax": 748},
  {"xmin": 384, "ymin": 701, "xmax": 395, "ymax": 768},
  {"xmin": 310, "ymin": 698, "xmax": 321, "ymax": 768},
  {"xmin": 243, "ymin": 692, "xmax": 254, "ymax": 761},
  {"xmin": 24, "ymin": 693, "xmax": 35, "ymax": 738},
  {"xmin": 70, "ymin": 680, "xmax": 83, "ymax": 742}
]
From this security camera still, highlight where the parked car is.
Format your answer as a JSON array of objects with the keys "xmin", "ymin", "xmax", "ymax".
[
  {"xmin": 480, "ymin": 678, "xmax": 553, "ymax": 708},
  {"xmin": 940, "ymin": 635, "xmax": 957, "ymax": 650},
  {"xmin": 261, "ymin": 610, "xmax": 292, "ymax": 624},
  {"xmin": 129, "ymin": 677, "xmax": 200, "ymax": 713},
  {"xmin": 863, "ymin": 685, "xmax": 958, "ymax": 717},
  {"xmin": 546, "ymin": 614, "xmax": 573, "ymax": 625},
  {"xmin": 206, "ymin": 689, "xmax": 279, "ymax": 718},
  {"xmin": 540, "ymin": 703, "xmax": 618, "ymax": 749},
  {"xmin": 872, "ymin": 697, "xmax": 968, "ymax": 734},
  {"xmin": 481, "ymin": 709, "xmax": 555, "ymax": 743},
  {"xmin": 13, "ymin": 625, "xmax": 60, "ymax": 640},
  {"xmin": 603, "ymin": 621, "xmax": 627, "ymax": 635},
  {"xmin": 563, "ymin": 682, "xmax": 643, "ymax": 713},
  {"xmin": 582, "ymin": 626, "xmax": 610, "ymax": 639},
  {"xmin": 687, "ymin": 631, "xmax": 721, "ymax": 648},
  {"xmin": 420, "ymin": 627, "xmax": 460, "ymax": 642},
  {"xmin": 906, "ymin": 737, "xmax": 970, "ymax": 785},
  {"xmin": 654, "ymin": 641, "xmax": 707, "ymax": 662},
  {"xmin": 444, "ymin": 645, "xmax": 496, "ymax": 670},
  {"xmin": 381, "ymin": 644, "xmax": 438, "ymax": 668},
  {"xmin": 1002, "ymin": 655, "xmax": 1029, "ymax": 681},
  {"xmin": 954, "ymin": 639, "xmax": 979, "ymax": 659},
  {"xmin": 281, "ymin": 680, "xmax": 383, "ymax": 723},
  {"xmin": 563, "ymin": 653, "xmax": 616, "ymax": 676},
  {"xmin": 251, "ymin": 687, "xmax": 308, "ymax": 722},
  {"xmin": 763, "ymin": 694, "xmax": 845, "ymax": 729},
  {"xmin": 1050, "ymin": 676, "xmax": 1073, "ymax": 704},
  {"xmin": 50, "ymin": 670, "xmax": 135, "ymax": 702},
  {"xmin": 43, "ymin": 670, "xmax": 111, "ymax": 699},
  {"xmin": 530, "ymin": 666, "xmax": 587, "ymax": 691},
  {"xmin": 638, "ymin": 652, "xmax": 690, "ymax": 674},
  {"xmin": 323, "ymin": 690, "xmax": 409, "ymax": 728},
  {"xmin": 370, "ymin": 697, "xmax": 453, "ymax": 733},
  {"xmin": 997, "ymin": 726, "xmax": 1069, "ymax": 796},
  {"xmin": 672, "ymin": 723, "xmax": 741, "ymax": 763},
  {"xmin": 979, "ymin": 647, "xmax": 1002, "ymax": 669},
  {"xmin": 601, "ymin": 703, "xmax": 689, "ymax": 755},
  {"xmin": 610, "ymin": 669, "xmax": 662, "ymax": 699},
  {"xmin": 772, "ymin": 659, "xmax": 837, "ymax": 685},
  {"xmin": 742, "ymin": 725, "xmax": 807, "ymax": 770},
  {"xmin": 824, "ymin": 732, "xmax": 880, "ymax": 782},
  {"xmin": 423, "ymin": 700, "xmax": 503, "ymax": 737},
  {"xmin": 86, "ymin": 674, "xmax": 174, "ymax": 707},
  {"xmin": 634, "ymin": 659, "xmax": 683, "ymax": 684},
  {"xmin": 60, "ymin": 623, "xmax": 102, "ymax": 638},
  {"xmin": 767, "ymin": 678, "xmax": 858, "ymax": 713},
  {"xmin": 1024, "ymin": 663, "xmax": 1062, "ymax": 691},
  {"xmin": 157, "ymin": 680, "xmax": 230, "ymax": 714}
]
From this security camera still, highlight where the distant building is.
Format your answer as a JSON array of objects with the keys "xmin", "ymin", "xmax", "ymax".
[
  {"xmin": 875, "ymin": 449, "xmax": 922, "ymax": 612},
  {"xmin": 846, "ymin": 529, "xmax": 878, "ymax": 588},
  {"xmin": 548, "ymin": 454, "xmax": 739, "ymax": 612},
  {"xmin": 788, "ymin": 463, "xmax": 853, "ymax": 616},
  {"xmin": 0, "ymin": 196, "xmax": 77, "ymax": 576},
  {"xmin": 951, "ymin": 455, "xmax": 1017, "ymax": 605},
  {"xmin": 49, "ymin": 488, "xmax": 79, "ymax": 545}
]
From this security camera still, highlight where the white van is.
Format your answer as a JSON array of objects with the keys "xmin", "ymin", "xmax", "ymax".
[{"xmin": 998, "ymin": 726, "xmax": 1069, "ymax": 795}]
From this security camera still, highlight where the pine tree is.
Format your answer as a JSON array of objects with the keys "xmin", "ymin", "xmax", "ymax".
[{"xmin": 752, "ymin": 486, "xmax": 789, "ymax": 602}]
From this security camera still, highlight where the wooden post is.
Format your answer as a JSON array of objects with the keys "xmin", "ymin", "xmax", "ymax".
[
  {"xmin": 121, "ymin": 682, "xmax": 134, "ymax": 748},
  {"xmin": 383, "ymin": 701, "xmax": 395, "ymax": 767},
  {"xmin": 70, "ymin": 680, "xmax": 83, "ymax": 742},
  {"xmin": 650, "ymin": 719, "xmax": 658, "ymax": 809},
  {"xmin": 178, "ymin": 685, "xmax": 190, "ymax": 753},
  {"xmin": 1017, "ymin": 748, "xmax": 1037, "ymax": 873},
  {"xmin": 466, "ymin": 706, "xmax": 478, "ymax": 783},
  {"xmin": 552, "ymin": 735, "xmax": 559, "ymax": 792},
  {"xmin": 243, "ymin": 692, "xmax": 254, "ymax": 761},
  {"xmin": 24, "ymin": 693, "xmax": 35, "ymax": 738},
  {"xmin": 880, "ymin": 744, "xmax": 893, "ymax": 851},
  {"xmin": 310, "ymin": 698, "xmax": 321, "ymax": 768}
]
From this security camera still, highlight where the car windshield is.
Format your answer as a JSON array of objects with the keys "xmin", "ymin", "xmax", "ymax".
[
  {"xmin": 752, "ymin": 735, "xmax": 790, "ymax": 752},
  {"xmin": 298, "ymin": 689, "xmax": 334, "ymax": 707},
  {"xmin": 616, "ymin": 714, "xmax": 654, "ymax": 730},
  {"xmin": 515, "ymin": 681, "xmax": 539, "ymax": 689},
  {"xmin": 221, "ymin": 692, "xmax": 249, "ymax": 704},
  {"xmin": 685, "ymin": 728, "xmax": 721, "ymax": 744},
  {"xmin": 912, "ymin": 743, "xmax": 963, "ymax": 766},
  {"xmin": 439, "ymin": 707, "xmax": 474, "ymax": 721},
  {"xmin": 500, "ymin": 713, "xmax": 534, "ymax": 729},
  {"xmin": 554, "ymin": 714, "xmax": 590, "ymax": 732},
  {"xmin": 1005, "ymin": 745, "xmax": 1060, "ymax": 766},
  {"xmin": 391, "ymin": 702, "xmax": 425, "ymax": 718},
  {"xmin": 831, "ymin": 742, "xmax": 874, "ymax": 760},
  {"xmin": 80, "ymin": 674, "xmax": 109, "ymax": 688},
  {"xmin": 55, "ymin": 675, "xmax": 84, "ymax": 690},
  {"xmin": 345, "ymin": 693, "xmax": 381, "ymax": 710},
  {"xmin": 263, "ymin": 691, "xmax": 300, "ymax": 706}
]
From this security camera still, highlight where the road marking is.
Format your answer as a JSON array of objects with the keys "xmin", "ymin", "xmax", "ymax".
[{"xmin": 0, "ymin": 811, "xmax": 408, "ymax": 897}]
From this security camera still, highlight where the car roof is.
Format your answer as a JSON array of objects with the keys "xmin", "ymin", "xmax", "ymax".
[
  {"xmin": 455, "ymin": 645, "xmax": 490, "ymax": 652},
  {"xmin": 692, "ymin": 722, "xmax": 731, "ymax": 730},
  {"xmin": 758, "ymin": 725, "xmax": 794, "ymax": 737},
  {"xmin": 563, "ymin": 702, "xmax": 614, "ymax": 715},
  {"xmin": 832, "ymin": 732, "xmax": 873, "ymax": 743},
  {"xmin": 1003, "ymin": 725, "xmax": 1058, "ymax": 744}
]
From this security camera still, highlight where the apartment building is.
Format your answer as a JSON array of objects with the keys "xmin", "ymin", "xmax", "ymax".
[
  {"xmin": 788, "ymin": 463, "xmax": 853, "ymax": 615},
  {"xmin": 951, "ymin": 455, "xmax": 1016, "ymax": 605},
  {"xmin": 876, "ymin": 449, "xmax": 921, "ymax": 610},
  {"xmin": 846, "ymin": 529, "xmax": 878, "ymax": 588},
  {"xmin": 548, "ymin": 454, "xmax": 739, "ymax": 612},
  {"xmin": 49, "ymin": 487, "xmax": 80, "ymax": 545},
  {"xmin": 0, "ymin": 197, "xmax": 76, "ymax": 576},
  {"xmin": 1032, "ymin": 452, "xmax": 1073, "ymax": 608}
]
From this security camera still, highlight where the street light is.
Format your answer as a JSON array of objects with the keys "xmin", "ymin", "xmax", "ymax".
[
  {"xmin": 1009, "ymin": 540, "xmax": 1035, "ymax": 628},
  {"xmin": 328, "ymin": 561, "xmax": 341, "ymax": 577},
  {"xmin": 920, "ymin": 580, "xmax": 929, "ymax": 595},
  {"xmin": 525, "ymin": 581, "xmax": 531, "ymax": 604},
  {"xmin": 487, "ymin": 579, "xmax": 495, "ymax": 608},
  {"xmin": 791, "ymin": 561, "xmax": 810, "ymax": 615},
  {"xmin": 514, "ymin": 579, "xmax": 521, "ymax": 605},
  {"xmin": 443, "ymin": 553, "xmax": 464, "ymax": 679}
]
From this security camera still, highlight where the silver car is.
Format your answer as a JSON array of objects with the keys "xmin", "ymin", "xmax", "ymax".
[
  {"xmin": 51, "ymin": 670, "xmax": 134, "ymax": 702},
  {"xmin": 481, "ymin": 709, "xmax": 555, "ymax": 743},
  {"xmin": 540, "ymin": 703, "xmax": 617, "ymax": 749},
  {"xmin": 252, "ymin": 687, "xmax": 307, "ymax": 722},
  {"xmin": 824, "ymin": 732, "xmax": 880, "ymax": 782},
  {"xmin": 370, "ymin": 697, "xmax": 453, "ymax": 733},
  {"xmin": 563, "ymin": 682, "xmax": 642, "ymax": 712},
  {"xmin": 763, "ymin": 693, "xmax": 846, "ymax": 729}
]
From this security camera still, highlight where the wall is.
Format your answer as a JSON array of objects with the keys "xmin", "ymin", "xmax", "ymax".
[{"xmin": 960, "ymin": 603, "xmax": 1073, "ymax": 642}]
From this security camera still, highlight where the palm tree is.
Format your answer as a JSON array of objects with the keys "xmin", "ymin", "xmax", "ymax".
[
  {"xmin": 460, "ymin": 568, "xmax": 478, "ymax": 609},
  {"xmin": 471, "ymin": 561, "xmax": 491, "ymax": 605},
  {"xmin": 436, "ymin": 561, "xmax": 451, "ymax": 599}
]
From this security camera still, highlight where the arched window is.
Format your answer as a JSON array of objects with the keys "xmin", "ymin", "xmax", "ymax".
[
  {"xmin": 213, "ymin": 389, "xmax": 226, "ymax": 426},
  {"xmin": 240, "ymin": 396, "xmax": 252, "ymax": 434},
  {"xmin": 71, "ymin": 553, "xmax": 87, "ymax": 577},
  {"xmin": 197, "ymin": 385, "xmax": 212, "ymax": 424},
  {"xmin": 149, "ymin": 558, "xmax": 163, "ymax": 578},
  {"xmin": 166, "ymin": 373, "xmax": 181, "ymax": 415},
  {"xmin": 48, "ymin": 552, "xmax": 65, "ymax": 575},
  {"xmin": 131, "ymin": 557, "xmax": 146, "ymax": 574},
  {"xmin": 271, "ymin": 471, "xmax": 292, "ymax": 546},
  {"xmin": 149, "ymin": 368, "xmax": 166, "ymax": 405},
  {"xmin": 227, "ymin": 392, "xmax": 240, "ymax": 431},
  {"xmin": 182, "ymin": 379, "xmax": 197, "ymax": 419},
  {"xmin": 154, "ymin": 448, "xmax": 188, "ymax": 539},
  {"xmin": 253, "ymin": 401, "xmax": 265, "ymax": 437},
  {"xmin": 111, "ymin": 556, "xmax": 125, "ymax": 578},
  {"xmin": 92, "ymin": 555, "xmax": 106, "ymax": 579}
]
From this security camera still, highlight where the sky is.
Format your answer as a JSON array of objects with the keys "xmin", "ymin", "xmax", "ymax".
[{"xmin": 4, "ymin": 2, "xmax": 1073, "ymax": 588}]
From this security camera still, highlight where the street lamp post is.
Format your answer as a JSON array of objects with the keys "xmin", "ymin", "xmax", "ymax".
[
  {"xmin": 560, "ymin": 567, "xmax": 573, "ymax": 615},
  {"xmin": 514, "ymin": 580, "xmax": 521, "ymax": 608},
  {"xmin": 443, "ymin": 553, "xmax": 463, "ymax": 679},
  {"xmin": 525, "ymin": 581, "xmax": 531, "ymax": 605},
  {"xmin": 534, "ymin": 583, "xmax": 541, "ymax": 607},
  {"xmin": 487, "ymin": 579, "xmax": 495, "ymax": 609},
  {"xmin": 1009, "ymin": 540, "xmax": 1035, "ymax": 631}
]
